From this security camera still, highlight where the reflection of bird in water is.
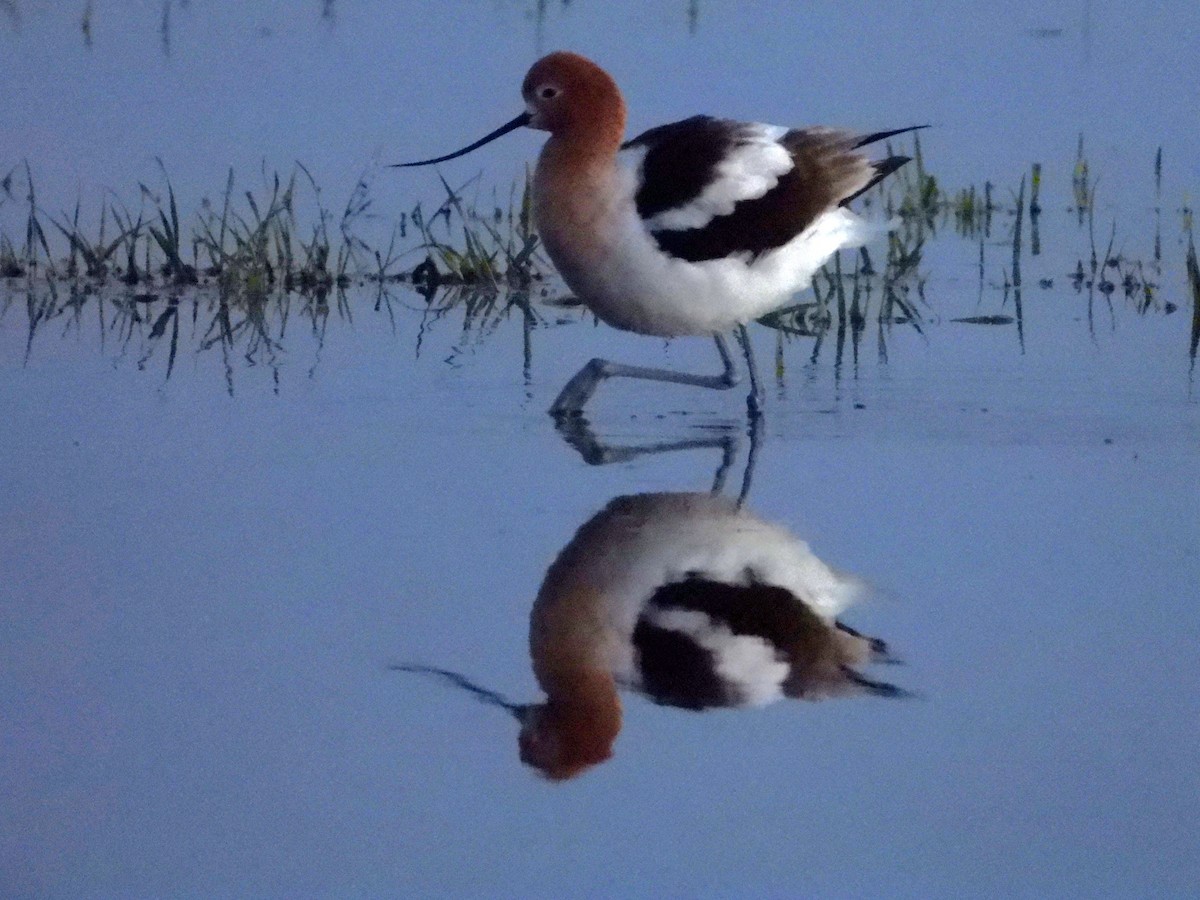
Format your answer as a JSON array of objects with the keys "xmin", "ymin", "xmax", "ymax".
[
  {"xmin": 396, "ymin": 52, "xmax": 923, "ymax": 416},
  {"xmin": 393, "ymin": 491, "xmax": 906, "ymax": 782},
  {"xmin": 520, "ymin": 492, "xmax": 904, "ymax": 780}
]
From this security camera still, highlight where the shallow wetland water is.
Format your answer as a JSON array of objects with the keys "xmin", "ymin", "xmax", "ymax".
[{"xmin": 2, "ymin": 2, "xmax": 1199, "ymax": 897}]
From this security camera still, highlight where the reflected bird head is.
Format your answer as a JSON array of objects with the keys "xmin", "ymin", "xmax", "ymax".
[{"xmin": 517, "ymin": 670, "xmax": 622, "ymax": 782}]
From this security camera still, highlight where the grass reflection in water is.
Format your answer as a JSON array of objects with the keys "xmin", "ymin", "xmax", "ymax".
[{"xmin": 2, "ymin": 137, "xmax": 1195, "ymax": 390}]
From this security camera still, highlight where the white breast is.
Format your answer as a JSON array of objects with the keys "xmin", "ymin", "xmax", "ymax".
[{"xmin": 542, "ymin": 164, "xmax": 883, "ymax": 337}]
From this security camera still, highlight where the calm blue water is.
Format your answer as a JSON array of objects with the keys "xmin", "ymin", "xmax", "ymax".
[
  {"xmin": 3, "ymin": 2, "xmax": 1199, "ymax": 898},
  {"xmin": 3, "ymin": 0, "xmax": 1199, "ymax": 220}
]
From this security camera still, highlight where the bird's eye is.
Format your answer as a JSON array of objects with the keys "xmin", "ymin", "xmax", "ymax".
[{"xmin": 539, "ymin": 86, "xmax": 559, "ymax": 100}]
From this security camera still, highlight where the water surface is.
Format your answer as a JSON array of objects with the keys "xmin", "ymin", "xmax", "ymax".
[{"xmin": 2, "ymin": 2, "xmax": 1199, "ymax": 897}]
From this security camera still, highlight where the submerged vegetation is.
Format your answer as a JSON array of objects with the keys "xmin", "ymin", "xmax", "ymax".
[{"xmin": 1, "ymin": 134, "xmax": 1196, "ymax": 389}]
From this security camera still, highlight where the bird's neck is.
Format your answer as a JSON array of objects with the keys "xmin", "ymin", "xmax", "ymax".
[
  {"xmin": 533, "ymin": 137, "xmax": 628, "ymax": 284},
  {"xmin": 542, "ymin": 668, "xmax": 623, "ymax": 769}
]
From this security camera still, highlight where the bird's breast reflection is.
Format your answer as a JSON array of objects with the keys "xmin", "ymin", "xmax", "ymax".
[{"xmin": 520, "ymin": 491, "xmax": 904, "ymax": 781}]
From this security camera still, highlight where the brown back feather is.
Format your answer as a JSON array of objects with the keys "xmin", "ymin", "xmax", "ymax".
[{"xmin": 644, "ymin": 126, "xmax": 884, "ymax": 263}]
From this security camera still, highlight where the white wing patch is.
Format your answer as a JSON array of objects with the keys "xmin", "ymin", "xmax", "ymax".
[
  {"xmin": 642, "ymin": 124, "xmax": 792, "ymax": 232},
  {"xmin": 646, "ymin": 607, "xmax": 788, "ymax": 706}
]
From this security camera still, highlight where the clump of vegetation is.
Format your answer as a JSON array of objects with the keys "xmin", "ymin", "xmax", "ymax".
[
  {"xmin": 407, "ymin": 170, "xmax": 543, "ymax": 291},
  {"xmin": 0, "ymin": 161, "xmax": 54, "ymax": 278},
  {"xmin": 0, "ymin": 156, "xmax": 554, "ymax": 387},
  {"xmin": 0, "ymin": 157, "xmax": 548, "ymax": 297},
  {"xmin": 193, "ymin": 165, "xmax": 357, "ymax": 297},
  {"xmin": 3, "ymin": 135, "xmax": 1196, "ymax": 386},
  {"xmin": 755, "ymin": 132, "xmax": 1195, "ymax": 368}
]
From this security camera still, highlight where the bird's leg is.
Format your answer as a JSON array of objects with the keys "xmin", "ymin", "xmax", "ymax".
[
  {"xmin": 735, "ymin": 409, "xmax": 763, "ymax": 508},
  {"xmin": 555, "ymin": 413, "xmax": 738, "ymax": 467},
  {"xmin": 548, "ymin": 334, "xmax": 740, "ymax": 417},
  {"xmin": 734, "ymin": 323, "xmax": 764, "ymax": 418},
  {"xmin": 710, "ymin": 432, "xmax": 738, "ymax": 495}
]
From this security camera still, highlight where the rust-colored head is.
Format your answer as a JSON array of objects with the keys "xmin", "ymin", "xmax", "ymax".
[
  {"xmin": 393, "ymin": 52, "xmax": 625, "ymax": 169},
  {"xmin": 517, "ymin": 669, "xmax": 622, "ymax": 781},
  {"xmin": 521, "ymin": 51, "xmax": 627, "ymax": 148}
]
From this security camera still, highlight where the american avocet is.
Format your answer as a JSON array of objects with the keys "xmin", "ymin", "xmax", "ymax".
[
  {"xmin": 396, "ymin": 52, "xmax": 923, "ymax": 416},
  {"xmin": 394, "ymin": 491, "xmax": 906, "ymax": 781},
  {"xmin": 521, "ymin": 492, "xmax": 904, "ymax": 780}
]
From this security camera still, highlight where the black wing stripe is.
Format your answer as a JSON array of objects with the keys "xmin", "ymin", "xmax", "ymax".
[
  {"xmin": 625, "ymin": 116, "xmax": 740, "ymax": 221},
  {"xmin": 632, "ymin": 617, "xmax": 731, "ymax": 709},
  {"xmin": 642, "ymin": 128, "xmax": 913, "ymax": 263},
  {"xmin": 647, "ymin": 577, "xmax": 819, "ymax": 648}
]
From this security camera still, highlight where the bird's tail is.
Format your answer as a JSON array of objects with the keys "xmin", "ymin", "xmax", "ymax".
[{"xmin": 842, "ymin": 155, "xmax": 913, "ymax": 207}]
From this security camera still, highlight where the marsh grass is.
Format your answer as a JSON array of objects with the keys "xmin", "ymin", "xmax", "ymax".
[
  {"xmin": 408, "ymin": 169, "xmax": 543, "ymax": 289},
  {"xmin": 1008, "ymin": 174, "xmax": 1026, "ymax": 349},
  {"xmin": 2, "ymin": 139, "xmax": 1195, "ymax": 385},
  {"xmin": 1, "ymin": 156, "xmax": 547, "ymax": 299},
  {"xmin": 51, "ymin": 202, "xmax": 126, "ymax": 279},
  {"xmin": 193, "ymin": 165, "xmax": 349, "ymax": 297},
  {"xmin": 1187, "ymin": 233, "xmax": 1199, "ymax": 366},
  {"xmin": 756, "ymin": 136, "xmax": 1193, "ymax": 368},
  {"xmin": 1072, "ymin": 134, "xmax": 1091, "ymax": 223},
  {"xmin": 0, "ymin": 157, "xmax": 553, "ymax": 387},
  {"xmin": 0, "ymin": 161, "xmax": 55, "ymax": 278}
]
